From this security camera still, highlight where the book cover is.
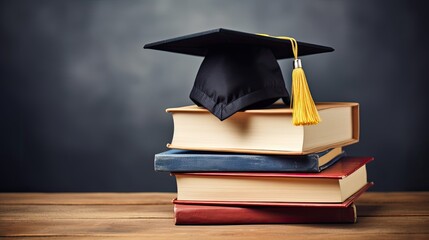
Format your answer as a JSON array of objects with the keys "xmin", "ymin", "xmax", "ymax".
[
  {"xmin": 166, "ymin": 102, "xmax": 359, "ymax": 155},
  {"xmin": 174, "ymin": 157, "xmax": 373, "ymax": 203},
  {"xmin": 155, "ymin": 148, "xmax": 345, "ymax": 172},
  {"xmin": 174, "ymin": 203, "xmax": 357, "ymax": 225}
]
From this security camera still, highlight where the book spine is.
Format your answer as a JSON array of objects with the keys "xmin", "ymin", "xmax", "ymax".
[
  {"xmin": 154, "ymin": 154, "xmax": 320, "ymax": 172},
  {"xmin": 174, "ymin": 204, "xmax": 357, "ymax": 225}
]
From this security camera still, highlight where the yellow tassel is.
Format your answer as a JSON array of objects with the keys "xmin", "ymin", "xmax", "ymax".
[
  {"xmin": 257, "ymin": 33, "xmax": 321, "ymax": 126},
  {"xmin": 291, "ymin": 64, "xmax": 320, "ymax": 126}
]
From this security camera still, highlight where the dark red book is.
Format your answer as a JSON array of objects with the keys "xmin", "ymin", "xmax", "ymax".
[{"xmin": 174, "ymin": 203, "xmax": 357, "ymax": 225}]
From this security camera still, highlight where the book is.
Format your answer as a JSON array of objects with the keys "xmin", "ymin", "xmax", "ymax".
[
  {"xmin": 166, "ymin": 102, "xmax": 359, "ymax": 155},
  {"xmin": 174, "ymin": 182, "xmax": 373, "ymax": 208},
  {"xmin": 174, "ymin": 157, "xmax": 372, "ymax": 203},
  {"xmin": 155, "ymin": 147, "xmax": 345, "ymax": 172},
  {"xmin": 174, "ymin": 203, "xmax": 357, "ymax": 225}
]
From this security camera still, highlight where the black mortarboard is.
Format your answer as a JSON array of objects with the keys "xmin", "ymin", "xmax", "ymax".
[{"xmin": 144, "ymin": 28, "xmax": 334, "ymax": 123}]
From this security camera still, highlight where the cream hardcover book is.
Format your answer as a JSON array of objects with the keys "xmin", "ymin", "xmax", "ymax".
[{"xmin": 166, "ymin": 102, "xmax": 359, "ymax": 155}]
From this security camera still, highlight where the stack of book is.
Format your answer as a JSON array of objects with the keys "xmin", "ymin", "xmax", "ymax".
[{"xmin": 155, "ymin": 102, "xmax": 373, "ymax": 225}]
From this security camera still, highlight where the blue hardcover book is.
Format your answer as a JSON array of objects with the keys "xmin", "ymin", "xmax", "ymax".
[{"xmin": 154, "ymin": 147, "xmax": 345, "ymax": 172}]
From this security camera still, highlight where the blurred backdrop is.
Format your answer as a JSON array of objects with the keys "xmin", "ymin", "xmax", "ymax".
[{"xmin": 1, "ymin": 0, "xmax": 428, "ymax": 192}]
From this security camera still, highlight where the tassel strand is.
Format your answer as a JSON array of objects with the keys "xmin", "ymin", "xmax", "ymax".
[{"xmin": 292, "ymin": 67, "xmax": 320, "ymax": 125}]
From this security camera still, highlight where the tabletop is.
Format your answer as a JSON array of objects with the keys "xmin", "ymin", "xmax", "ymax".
[{"xmin": 0, "ymin": 192, "xmax": 428, "ymax": 239}]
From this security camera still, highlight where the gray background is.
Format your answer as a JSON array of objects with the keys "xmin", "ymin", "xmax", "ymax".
[{"xmin": 1, "ymin": 0, "xmax": 428, "ymax": 192}]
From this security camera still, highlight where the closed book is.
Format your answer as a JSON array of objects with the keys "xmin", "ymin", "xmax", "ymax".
[
  {"xmin": 166, "ymin": 102, "xmax": 359, "ymax": 155},
  {"xmin": 174, "ymin": 182, "xmax": 373, "ymax": 208},
  {"xmin": 174, "ymin": 157, "xmax": 373, "ymax": 203},
  {"xmin": 174, "ymin": 203, "xmax": 357, "ymax": 225},
  {"xmin": 155, "ymin": 147, "xmax": 345, "ymax": 172}
]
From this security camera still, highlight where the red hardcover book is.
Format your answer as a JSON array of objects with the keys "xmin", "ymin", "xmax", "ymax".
[
  {"xmin": 173, "ymin": 182, "xmax": 373, "ymax": 208},
  {"xmin": 174, "ymin": 203, "xmax": 357, "ymax": 225},
  {"xmin": 174, "ymin": 157, "xmax": 373, "ymax": 203}
]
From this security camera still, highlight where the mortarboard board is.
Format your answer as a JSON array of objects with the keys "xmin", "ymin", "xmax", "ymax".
[{"xmin": 144, "ymin": 28, "xmax": 334, "ymax": 125}]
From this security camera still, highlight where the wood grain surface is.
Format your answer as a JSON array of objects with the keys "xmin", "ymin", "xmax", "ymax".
[{"xmin": 0, "ymin": 192, "xmax": 428, "ymax": 239}]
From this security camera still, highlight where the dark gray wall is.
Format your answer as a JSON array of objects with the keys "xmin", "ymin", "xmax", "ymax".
[{"xmin": 1, "ymin": 0, "xmax": 428, "ymax": 192}]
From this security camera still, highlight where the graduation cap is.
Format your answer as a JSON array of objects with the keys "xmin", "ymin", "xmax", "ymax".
[{"xmin": 144, "ymin": 28, "xmax": 334, "ymax": 125}]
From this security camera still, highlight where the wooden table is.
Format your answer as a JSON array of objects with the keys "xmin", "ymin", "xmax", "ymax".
[{"xmin": 0, "ymin": 192, "xmax": 428, "ymax": 239}]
